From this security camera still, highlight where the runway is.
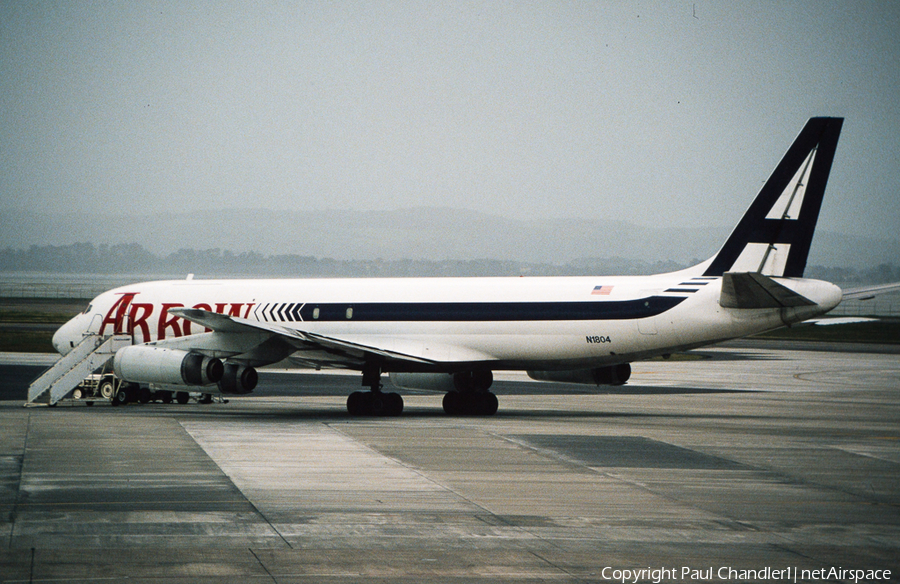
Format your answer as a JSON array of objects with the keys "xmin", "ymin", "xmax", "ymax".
[{"xmin": 1, "ymin": 343, "xmax": 899, "ymax": 582}]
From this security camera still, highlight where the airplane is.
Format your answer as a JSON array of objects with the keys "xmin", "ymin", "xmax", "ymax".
[{"xmin": 50, "ymin": 116, "xmax": 850, "ymax": 416}]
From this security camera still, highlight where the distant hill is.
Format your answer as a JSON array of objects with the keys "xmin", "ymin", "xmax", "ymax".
[{"xmin": 1, "ymin": 207, "xmax": 897, "ymax": 268}]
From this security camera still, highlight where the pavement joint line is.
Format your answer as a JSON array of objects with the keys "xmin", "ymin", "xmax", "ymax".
[
  {"xmin": 325, "ymin": 420, "xmax": 568, "ymax": 553},
  {"xmin": 175, "ymin": 419, "xmax": 295, "ymax": 550},
  {"xmin": 248, "ymin": 548, "xmax": 279, "ymax": 583},
  {"xmin": 7, "ymin": 411, "xmax": 31, "ymax": 551}
]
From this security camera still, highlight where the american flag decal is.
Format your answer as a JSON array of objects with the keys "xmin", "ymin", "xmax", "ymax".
[{"xmin": 592, "ymin": 285, "xmax": 613, "ymax": 295}]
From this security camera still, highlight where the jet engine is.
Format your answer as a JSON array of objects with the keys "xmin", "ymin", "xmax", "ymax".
[
  {"xmin": 113, "ymin": 345, "xmax": 224, "ymax": 386},
  {"xmin": 527, "ymin": 363, "xmax": 631, "ymax": 386},
  {"xmin": 218, "ymin": 362, "xmax": 258, "ymax": 395}
]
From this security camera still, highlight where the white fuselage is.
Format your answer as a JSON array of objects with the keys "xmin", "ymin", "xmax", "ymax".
[{"xmin": 52, "ymin": 269, "xmax": 842, "ymax": 372}]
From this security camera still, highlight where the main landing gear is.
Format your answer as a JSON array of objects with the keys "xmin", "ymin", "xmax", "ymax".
[
  {"xmin": 441, "ymin": 390, "xmax": 498, "ymax": 416},
  {"xmin": 441, "ymin": 370, "xmax": 498, "ymax": 416},
  {"xmin": 346, "ymin": 366, "xmax": 499, "ymax": 417},
  {"xmin": 346, "ymin": 364, "xmax": 404, "ymax": 417}
]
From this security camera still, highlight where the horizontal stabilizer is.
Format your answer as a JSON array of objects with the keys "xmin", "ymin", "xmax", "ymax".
[
  {"xmin": 805, "ymin": 316, "xmax": 877, "ymax": 326},
  {"xmin": 841, "ymin": 281, "xmax": 900, "ymax": 301},
  {"xmin": 720, "ymin": 272, "xmax": 817, "ymax": 309}
]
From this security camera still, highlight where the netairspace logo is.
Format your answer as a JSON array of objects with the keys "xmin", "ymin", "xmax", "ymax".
[{"xmin": 600, "ymin": 566, "xmax": 892, "ymax": 583}]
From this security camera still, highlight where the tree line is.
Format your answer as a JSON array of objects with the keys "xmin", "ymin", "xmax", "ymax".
[{"xmin": 0, "ymin": 242, "xmax": 897, "ymax": 283}]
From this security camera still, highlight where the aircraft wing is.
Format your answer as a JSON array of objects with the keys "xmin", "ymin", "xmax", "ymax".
[
  {"xmin": 167, "ymin": 307, "xmax": 438, "ymax": 367},
  {"xmin": 841, "ymin": 281, "xmax": 900, "ymax": 301}
]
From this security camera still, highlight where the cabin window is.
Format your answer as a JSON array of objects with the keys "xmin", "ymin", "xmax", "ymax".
[
  {"xmin": 345, "ymin": 307, "xmax": 353, "ymax": 320},
  {"xmin": 312, "ymin": 307, "xmax": 320, "ymax": 320}
]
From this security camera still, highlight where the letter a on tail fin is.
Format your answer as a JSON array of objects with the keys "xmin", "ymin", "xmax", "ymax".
[{"xmin": 703, "ymin": 117, "xmax": 843, "ymax": 278}]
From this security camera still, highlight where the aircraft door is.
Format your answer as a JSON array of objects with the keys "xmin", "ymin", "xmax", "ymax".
[
  {"xmin": 637, "ymin": 292, "xmax": 658, "ymax": 335},
  {"xmin": 88, "ymin": 313, "xmax": 103, "ymax": 335},
  {"xmin": 637, "ymin": 317, "xmax": 658, "ymax": 335}
]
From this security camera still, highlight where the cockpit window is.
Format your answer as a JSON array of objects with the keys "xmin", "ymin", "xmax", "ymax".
[{"xmin": 82, "ymin": 304, "xmax": 93, "ymax": 315}]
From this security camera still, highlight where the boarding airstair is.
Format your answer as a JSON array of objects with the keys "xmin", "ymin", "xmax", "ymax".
[{"xmin": 26, "ymin": 334, "xmax": 132, "ymax": 406}]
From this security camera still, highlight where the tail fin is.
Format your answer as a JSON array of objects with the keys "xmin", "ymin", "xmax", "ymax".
[{"xmin": 702, "ymin": 117, "xmax": 843, "ymax": 278}]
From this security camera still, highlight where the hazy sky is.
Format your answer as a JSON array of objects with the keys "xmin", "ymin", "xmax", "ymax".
[{"xmin": 2, "ymin": 1, "xmax": 898, "ymax": 242}]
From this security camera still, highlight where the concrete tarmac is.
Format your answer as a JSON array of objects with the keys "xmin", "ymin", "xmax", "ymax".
[{"xmin": 1, "ymin": 343, "xmax": 899, "ymax": 583}]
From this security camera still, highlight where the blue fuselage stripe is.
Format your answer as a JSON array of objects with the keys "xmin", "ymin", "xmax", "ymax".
[{"xmin": 296, "ymin": 296, "xmax": 686, "ymax": 322}]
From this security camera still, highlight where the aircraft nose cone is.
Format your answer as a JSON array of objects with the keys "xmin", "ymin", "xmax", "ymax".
[
  {"xmin": 52, "ymin": 318, "xmax": 79, "ymax": 356},
  {"xmin": 51, "ymin": 327, "xmax": 65, "ymax": 355}
]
